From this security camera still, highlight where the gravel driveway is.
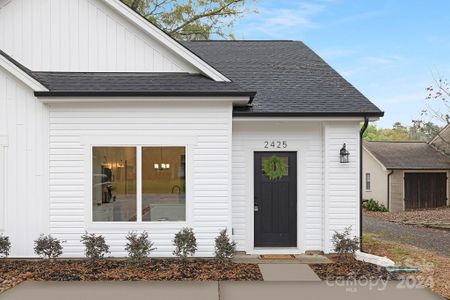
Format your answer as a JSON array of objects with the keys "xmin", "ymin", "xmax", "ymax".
[{"xmin": 363, "ymin": 215, "xmax": 450, "ymax": 257}]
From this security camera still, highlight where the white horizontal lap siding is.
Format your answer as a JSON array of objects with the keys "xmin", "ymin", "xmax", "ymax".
[
  {"xmin": 0, "ymin": 0, "xmax": 194, "ymax": 72},
  {"xmin": 323, "ymin": 122, "xmax": 360, "ymax": 253},
  {"xmin": 48, "ymin": 102, "xmax": 232, "ymax": 257},
  {"xmin": 0, "ymin": 67, "xmax": 49, "ymax": 257},
  {"xmin": 232, "ymin": 121, "xmax": 323, "ymax": 252}
]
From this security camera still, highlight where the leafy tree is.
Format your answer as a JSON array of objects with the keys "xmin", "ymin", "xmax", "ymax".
[
  {"xmin": 121, "ymin": 0, "xmax": 256, "ymax": 40},
  {"xmin": 363, "ymin": 122, "xmax": 441, "ymax": 142}
]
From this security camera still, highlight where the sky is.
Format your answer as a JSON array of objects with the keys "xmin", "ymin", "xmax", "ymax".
[{"xmin": 233, "ymin": 0, "xmax": 450, "ymax": 128}]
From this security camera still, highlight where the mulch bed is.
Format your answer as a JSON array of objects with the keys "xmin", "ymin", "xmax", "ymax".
[
  {"xmin": 310, "ymin": 255, "xmax": 398, "ymax": 281},
  {"xmin": 0, "ymin": 259, "xmax": 262, "ymax": 293}
]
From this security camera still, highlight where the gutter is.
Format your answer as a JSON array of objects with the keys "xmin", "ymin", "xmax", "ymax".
[
  {"xmin": 359, "ymin": 116, "xmax": 369, "ymax": 252},
  {"xmin": 387, "ymin": 170, "xmax": 394, "ymax": 211}
]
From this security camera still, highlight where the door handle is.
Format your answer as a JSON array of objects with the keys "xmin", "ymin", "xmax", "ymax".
[{"xmin": 254, "ymin": 203, "xmax": 259, "ymax": 212}]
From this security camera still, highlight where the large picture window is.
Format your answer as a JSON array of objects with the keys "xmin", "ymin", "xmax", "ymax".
[{"xmin": 92, "ymin": 146, "xmax": 186, "ymax": 223}]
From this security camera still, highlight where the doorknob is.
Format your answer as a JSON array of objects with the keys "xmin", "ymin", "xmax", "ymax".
[{"xmin": 254, "ymin": 204, "xmax": 259, "ymax": 212}]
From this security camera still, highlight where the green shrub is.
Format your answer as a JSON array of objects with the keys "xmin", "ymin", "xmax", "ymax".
[
  {"xmin": 34, "ymin": 234, "xmax": 64, "ymax": 260},
  {"xmin": 81, "ymin": 232, "xmax": 110, "ymax": 261},
  {"xmin": 331, "ymin": 226, "xmax": 359, "ymax": 255},
  {"xmin": 214, "ymin": 229, "xmax": 236, "ymax": 261},
  {"xmin": 363, "ymin": 198, "xmax": 388, "ymax": 212},
  {"xmin": 0, "ymin": 234, "xmax": 11, "ymax": 258},
  {"xmin": 125, "ymin": 231, "xmax": 156, "ymax": 264},
  {"xmin": 173, "ymin": 227, "xmax": 197, "ymax": 261}
]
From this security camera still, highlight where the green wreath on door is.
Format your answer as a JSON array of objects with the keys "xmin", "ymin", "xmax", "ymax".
[{"xmin": 262, "ymin": 155, "xmax": 288, "ymax": 181}]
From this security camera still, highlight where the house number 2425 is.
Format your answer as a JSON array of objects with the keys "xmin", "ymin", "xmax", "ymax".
[{"xmin": 264, "ymin": 141, "xmax": 287, "ymax": 149}]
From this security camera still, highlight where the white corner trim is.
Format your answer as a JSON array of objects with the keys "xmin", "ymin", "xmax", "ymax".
[
  {"xmin": 0, "ymin": 55, "xmax": 48, "ymax": 92},
  {"xmin": 102, "ymin": 0, "xmax": 230, "ymax": 82}
]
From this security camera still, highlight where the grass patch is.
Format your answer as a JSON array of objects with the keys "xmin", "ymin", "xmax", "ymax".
[
  {"xmin": 362, "ymin": 233, "xmax": 379, "ymax": 244},
  {"xmin": 391, "ymin": 247, "xmax": 410, "ymax": 261}
]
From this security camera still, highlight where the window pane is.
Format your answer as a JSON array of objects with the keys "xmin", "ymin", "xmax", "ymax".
[
  {"xmin": 92, "ymin": 147, "xmax": 137, "ymax": 222},
  {"xmin": 365, "ymin": 173, "xmax": 371, "ymax": 190},
  {"xmin": 142, "ymin": 147, "xmax": 186, "ymax": 221}
]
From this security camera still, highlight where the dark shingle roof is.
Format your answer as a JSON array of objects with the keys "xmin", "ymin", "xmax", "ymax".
[
  {"xmin": 364, "ymin": 141, "xmax": 450, "ymax": 170},
  {"xmin": 183, "ymin": 40, "xmax": 383, "ymax": 117},
  {"xmin": 32, "ymin": 72, "xmax": 255, "ymax": 98},
  {"xmin": 1, "ymin": 41, "xmax": 383, "ymax": 117}
]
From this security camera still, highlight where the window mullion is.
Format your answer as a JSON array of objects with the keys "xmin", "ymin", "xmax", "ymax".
[{"xmin": 137, "ymin": 146, "xmax": 142, "ymax": 223}]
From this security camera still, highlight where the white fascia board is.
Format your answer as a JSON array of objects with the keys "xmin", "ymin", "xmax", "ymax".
[
  {"xmin": 233, "ymin": 117, "xmax": 367, "ymax": 122},
  {"xmin": 0, "ymin": 56, "xmax": 48, "ymax": 92},
  {"xmin": 102, "ymin": 0, "xmax": 230, "ymax": 82},
  {"xmin": 38, "ymin": 96, "xmax": 250, "ymax": 106}
]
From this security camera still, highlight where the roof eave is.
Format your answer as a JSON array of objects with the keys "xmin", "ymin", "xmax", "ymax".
[
  {"xmin": 34, "ymin": 90, "xmax": 256, "ymax": 98},
  {"xmin": 232, "ymin": 111, "xmax": 385, "ymax": 118}
]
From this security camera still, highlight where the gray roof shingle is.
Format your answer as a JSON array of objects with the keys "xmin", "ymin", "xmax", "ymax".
[
  {"xmin": 183, "ymin": 40, "xmax": 383, "ymax": 117},
  {"xmin": 32, "ymin": 72, "xmax": 255, "ymax": 98},
  {"xmin": 364, "ymin": 141, "xmax": 450, "ymax": 170},
  {"xmin": 1, "ymin": 41, "xmax": 383, "ymax": 117}
]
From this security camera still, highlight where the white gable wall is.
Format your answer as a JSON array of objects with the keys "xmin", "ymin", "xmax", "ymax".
[
  {"xmin": 0, "ymin": 66, "xmax": 49, "ymax": 256},
  {"xmin": 0, "ymin": 0, "xmax": 197, "ymax": 72}
]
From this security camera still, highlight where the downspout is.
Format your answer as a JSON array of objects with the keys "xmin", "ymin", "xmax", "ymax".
[
  {"xmin": 387, "ymin": 170, "xmax": 394, "ymax": 211},
  {"xmin": 359, "ymin": 116, "xmax": 369, "ymax": 251}
]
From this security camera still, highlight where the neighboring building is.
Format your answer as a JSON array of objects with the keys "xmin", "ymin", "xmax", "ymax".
[
  {"xmin": 430, "ymin": 124, "xmax": 450, "ymax": 157},
  {"xmin": 0, "ymin": 0, "xmax": 383, "ymax": 257},
  {"xmin": 363, "ymin": 141, "xmax": 450, "ymax": 212}
]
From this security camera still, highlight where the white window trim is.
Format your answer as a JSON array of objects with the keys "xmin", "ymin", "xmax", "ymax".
[{"xmin": 84, "ymin": 143, "xmax": 193, "ymax": 230}]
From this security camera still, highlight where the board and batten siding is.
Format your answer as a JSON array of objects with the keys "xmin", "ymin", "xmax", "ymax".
[
  {"xmin": 232, "ymin": 121, "xmax": 324, "ymax": 253},
  {"xmin": 0, "ymin": 0, "xmax": 195, "ymax": 72},
  {"xmin": 0, "ymin": 66, "xmax": 49, "ymax": 257},
  {"xmin": 323, "ymin": 122, "xmax": 360, "ymax": 252},
  {"xmin": 48, "ymin": 101, "xmax": 233, "ymax": 257}
]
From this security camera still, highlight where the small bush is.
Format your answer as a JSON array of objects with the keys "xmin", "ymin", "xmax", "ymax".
[
  {"xmin": 125, "ymin": 231, "xmax": 156, "ymax": 264},
  {"xmin": 81, "ymin": 232, "xmax": 110, "ymax": 261},
  {"xmin": 34, "ymin": 234, "xmax": 64, "ymax": 260},
  {"xmin": 0, "ymin": 234, "xmax": 11, "ymax": 258},
  {"xmin": 173, "ymin": 227, "xmax": 197, "ymax": 261},
  {"xmin": 331, "ymin": 226, "xmax": 359, "ymax": 255},
  {"xmin": 214, "ymin": 229, "xmax": 236, "ymax": 261},
  {"xmin": 363, "ymin": 198, "xmax": 388, "ymax": 212}
]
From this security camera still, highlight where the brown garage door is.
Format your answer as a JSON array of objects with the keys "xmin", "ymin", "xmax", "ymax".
[{"xmin": 404, "ymin": 172, "xmax": 447, "ymax": 210}]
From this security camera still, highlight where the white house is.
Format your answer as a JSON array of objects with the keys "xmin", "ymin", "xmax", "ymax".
[{"xmin": 0, "ymin": 0, "xmax": 383, "ymax": 257}]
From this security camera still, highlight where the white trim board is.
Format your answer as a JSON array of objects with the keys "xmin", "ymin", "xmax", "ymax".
[
  {"xmin": 0, "ymin": 55, "xmax": 48, "ymax": 92},
  {"xmin": 39, "ymin": 96, "xmax": 250, "ymax": 106},
  {"xmin": 102, "ymin": 0, "xmax": 230, "ymax": 82}
]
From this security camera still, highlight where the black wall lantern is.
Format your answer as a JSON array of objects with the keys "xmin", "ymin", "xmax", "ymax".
[{"xmin": 340, "ymin": 143, "xmax": 350, "ymax": 163}]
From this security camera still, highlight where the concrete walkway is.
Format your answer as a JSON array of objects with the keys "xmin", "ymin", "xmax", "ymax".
[
  {"xmin": 364, "ymin": 215, "xmax": 450, "ymax": 257},
  {"xmin": 0, "ymin": 281, "xmax": 444, "ymax": 300},
  {"xmin": 258, "ymin": 264, "xmax": 321, "ymax": 281}
]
